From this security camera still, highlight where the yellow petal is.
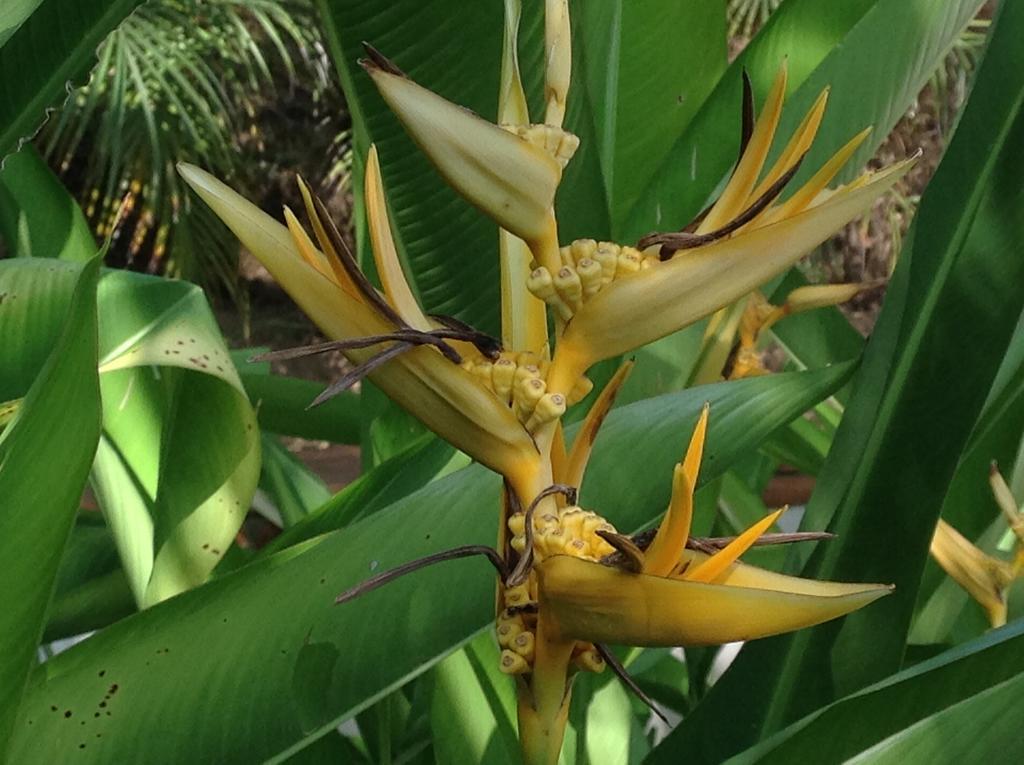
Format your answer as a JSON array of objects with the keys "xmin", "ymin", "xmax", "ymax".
[
  {"xmin": 763, "ymin": 126, "xmax": 873, "ymax": 225},
  {"xmin": 365, "ymin": 146, "xmax": 432, "ymax": 331},
  {"xmin": 549, "ymin": 156, "xmax": 915, "ymax": 386},
  {"xmin": 931, "ymin": 518, "xmax": 1011, "ymax": 628},
  {"xmin": 544, "ymin": 0, "xmax": 571, "ymax": 128},
  {"xmin": 643, "ymin": 404, "xmax": 708, "ymax": 576},
  {"xmin": 363, "ymin": 54, "xmax": 563, "ymax": 245},
  {"xmin": 178, "ymin": 163, "xmax": 539, "ymax": 480},
  {"xmin": 682, "ymin": 508, "xmax": 784, "ymax": 583},
  {"xmin": 783, "ymin": 281, "xmax": 877, "ymax": 314},
  {"xmin": 672, "ymin": 550, "xmax": 881, "ymax": 596},
  {"xmin": 537, "ymin": 555, "xmax": 892, "ymax": 647},
  {"xmin": 562, "ymin": 360, "xmax": 634, "ymax": 488},
  {"xmin": 283, "ymin": 206, "xmax": 336, "ymax": 283},
  {"xmin": 748, "ymin": 87, "xmax": 829, "ymax": 204},
  {"xmin": 698, "ymin": 64, "xmax": 788, "ymax": 234}
]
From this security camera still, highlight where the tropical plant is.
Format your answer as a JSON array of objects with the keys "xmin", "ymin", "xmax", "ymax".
[
  {"xmin": 1, "ymin": 0, "xmax": 1023, "ymax": 763},
  {"xmin": 36, "ymin": 0, "xmax": 349, "ymax": 302}
]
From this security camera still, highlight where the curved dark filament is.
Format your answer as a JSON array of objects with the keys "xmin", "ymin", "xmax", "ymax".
[
  {"xmin": 595, "ymin": 644, "xmax": 669, "ymax": 725},
  {"xmin": 595, "ymin": 530, "xmax": 645, "ymax": 573},
  {"xmin": 309, "ymin": 342, "xmax": 413, "ymax": 408},
  {"xmin": 430, "ymin": 313, "xmax": 502, "ymax": 360},
  {"xmin": 641, "ymin": 153, "xmax": 806, "ymax": 259},
  {"xmin": 505, "ymin": 484, "xmax": 578, "ymax": 587},
  {"xmin": 335, "ymin": 545, "xmax": 508, "ymax": 606}
]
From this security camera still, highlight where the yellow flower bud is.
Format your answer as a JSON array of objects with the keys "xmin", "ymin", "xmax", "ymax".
[{"xmin": 499, "ymin": 649, "xmax": 531, "ymax": 675}]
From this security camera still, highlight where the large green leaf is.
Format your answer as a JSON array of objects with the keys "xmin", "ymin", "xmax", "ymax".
[
  {"xmin": 0, "ymin": 146, "xmax": 94, "ymax": 260},
  {"xmin": 574, "ymin": 1, "xmax": 726, "ymax": 233},
  {"xmin": 846, "ymin": 673, "xmax": 1024, "ymax": 764},
  {"xmin": 94, "ymin": 271, "xmax": 261, "ymax": 606},
  {"xmin": 651, "ymin": 3, "xmax": 1024, "ymax": 760},
  {"xmin": 0, "ymin": 0, "xmax": 44, "ymax": 47},
  {"xmin": 7, "ymin": 366, "xmax": 849, "ymax": 762},
  {"xmin": 0, "ymin": 256, "xmax": 101, "ymax": 754},
  {"xmin": 0, "ymin": 260, "xmax": 260, "ymax": 608},
  {"xmin": 726, "ymin": 621, "xmax": 1024, "ymax": 764},
  {"xmin": 621, "ymin": 0, "xmax": 982, "ymax": 241},
  {"xmin": 0, "ymin": 0, "xmax": 146, "ymax": 161}
]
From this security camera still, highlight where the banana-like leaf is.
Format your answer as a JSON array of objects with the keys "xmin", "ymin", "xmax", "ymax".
[
  {"xmin": 238, "ymin": 368, "xmax": 361, "ymax": 444},
  {"xmin": 7, "ymin": 366, "xmax": 850, "ymax": 762},
  {"xmin": 429, "ymin": 630, "xmax": 519, "ymax": 765},
  {"xmin": 725, "ymin": 621, "xmax": 1024, "ymax": 764},
  {"xmin": 650, "ymin": 3, "xmax": 1024, "ymax": 760},
  {"xmin": 0, "ymin": 0, "xmax": 44, "ymax": 47},
  {"xmin": 0, "ymin": 256, "xmax": 101, "ymax": 753},
  {"xmin": 573, "ymin": 1, "xmax": 726, "ymax": 233},
  {"xmin": 0, "ymin": 0, "xmax": 146, "ymax": 161},
  {"xmin": 0, "ymin": 146, "xmax": 94, "ymax": 260},
  {"xmin": 0, "ymin": 260, "xmax": 260, "ymax": 608}
]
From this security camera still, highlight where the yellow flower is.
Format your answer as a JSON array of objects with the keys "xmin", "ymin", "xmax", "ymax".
[
  {"xmin": 930, "ymin": 464, "xmax": 1024, "ymax": 627},
  {"xmin": 499, "ymin": 406, "xmax": 890, "ymax": 763},
  {"xmin": 177, "ymin": 158, "xmax": 539, "ymax": 482}
]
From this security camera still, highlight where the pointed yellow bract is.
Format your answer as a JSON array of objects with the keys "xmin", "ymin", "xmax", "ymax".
[
  {"xmin": 548, "ymin": 157, "xmax": 914, "ymax": 392},
  {"xmin": 363, "ymin": 56, "xmax": 565, "ymax": 247},
  {"xmin": 177, "ymin": 163, "xmax": 539, "ymax": 482},
  {"xmin": 930, "ymin": 518, "xmax": 1012, "ymax": 628},
  {"xmin": 699, "ymin": 65, "xmax": 789, "ymax": 234},
  {"xmin": 683, "ymin": 508, "xmax": 785, "ymax": 583},
  {"xmin": 537, "ymin": 555, "xmax": 892, "ymax": 647},
  {"xmin": 643, "ymin": 405, "xmax": 707, "ymax": 577}
]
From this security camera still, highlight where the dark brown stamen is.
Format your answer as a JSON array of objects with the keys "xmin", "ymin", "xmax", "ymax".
[
  {"xmin": 596, "ymin": 530, "xmax": 645, "ymax": 573},
  {"xmin": 335, "ymin": 545, "xmax": 508, "ymax": 605},
  {"xmin": 599, "ymin": 530, "xmax": 834, "ymax": 569},
  {"xmin": 430, "ymin": 313, "xmax": 503, "ymax": 360},
  {"xmin": 359, "ymin": 42, "xmax": 406, "ymax": 77},
  {"xmin": 505, "ymin": 484, "xmax": 578, "ymax": 587},
  {"xmin": 309, "ymin": 342, "xmax": 414, "ymax": 407},
  {"xmin": 595, "ymin": 644, "xmax": 669, "ymax": 725},
  {"xmin": 642, "ymin": 152, "xmax": 807, "ymax": 259}
]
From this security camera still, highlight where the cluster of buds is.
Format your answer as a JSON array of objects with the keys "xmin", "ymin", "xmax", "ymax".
[
  {"xmin": 501, "ymin": 124, "xmax": 579, "ymax": 170},
  {"xmin": 527, "ymin": 239, "xmax": 657, "ymax": 322},
  {"xmin": 459, "ymin": 350, "xmax": 593, "ymax": 431}
]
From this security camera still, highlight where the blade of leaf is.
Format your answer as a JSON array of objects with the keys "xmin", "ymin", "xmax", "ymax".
[
  {"xmin": 724, "ymin": 621, "xmax": 1024, "ymax": 764},
  {"xmin": 0, "ymin": 255, "xmax": 101, "ymax": 753},
  {"xmin": 0, "ymin": 0, "xmax": 147, "ymax": 161}
]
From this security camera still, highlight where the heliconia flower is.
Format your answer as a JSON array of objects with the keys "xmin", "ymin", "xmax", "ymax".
[
  {"xmin": 519, "ymin": 65, "xmax": 915, "ymax": 395},
  {"xmin": 176, "ymin": 159, "xmax": 540, "ymax": 482},
  {"xmin": 729, "ymin": 281, "xmax": 880, "ymax": 379},
  {"xmin": 361, "ymin": 45, "xmax": 578, "ymax": 272},
  {"xmin": 496, "ymin": 406, "xmax": 891, "ymax": 763},
  {"xmin": 930, "ymin": 464, "xmax": 1024, "ymax": 628}
]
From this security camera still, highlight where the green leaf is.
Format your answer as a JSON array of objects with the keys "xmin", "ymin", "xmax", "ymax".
[
  {"xmin": 94, "ymin": 271, "xmax": 261, "ymax": 606},
  {"xmin": 621, "ymin": 0, "xmax": 981, "ymax": 241},
  {"xmin": 259, "ymin": 435, "xmax": 332, "ymax": 528},
  {"xmin": 846, "ymin": 673, "xmax": 1024, "ymax": 764},
  {"xmin": 651, "ymin": 3, "xmax": 1024, "ymax": 759},
  {"xmin": 0, "ymin": 145, "xmax": 95, "ymax": 260},
  {"xmin": 238, "ymin": 368, "xmax": 361, "ymax": 444},
  {"xmin": 0, "ymin": 260, "xmax": 260, "ymax": 608},
  {"xmin": 430, "ymin": 630, "xmax": 519, "ymax": 765},
  {"xmin": 725, "ymin": 621, "xmax": 1024, "ymax": 764},
  {"xmin": 574, "ymin": 1, "xmax": 726, "ymax": 233},
  {"xmin": 0, "ymin": 0, "xmax": 147, "ymax": 161},
  {"xmin": 0, "ymin": 255, "xmax": 101, "ymax": 753},
  {"xmin": 0, "ymin": 0, "xmax": 44, "ymax": 47},
  {"xmin": 7, "ymin": 366, "xmax": 849, "ymax": 762}
]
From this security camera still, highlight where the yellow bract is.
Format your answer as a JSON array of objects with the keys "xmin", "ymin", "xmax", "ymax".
[
  {"xmin": 177, "ymin": 163, "xmax": 539, "ymax": 482},
  {"xmin": 538, "ymin": 554, "xmax": 891, "ymax": 646}
]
